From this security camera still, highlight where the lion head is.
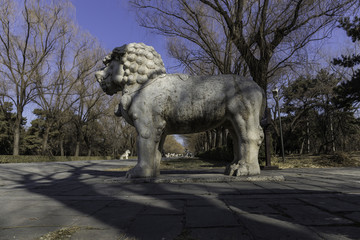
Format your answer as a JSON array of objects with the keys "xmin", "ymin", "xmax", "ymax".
[{"xmin": 95, "ymin": 43, "xmax": 167, "ymax": 95}]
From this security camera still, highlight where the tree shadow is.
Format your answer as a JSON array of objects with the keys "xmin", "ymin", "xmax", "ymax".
[{"xmin": 1, "ymin": 162, "xmax": 359, "ymax": 239}]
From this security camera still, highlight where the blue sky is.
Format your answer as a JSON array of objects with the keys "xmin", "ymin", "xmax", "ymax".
[
  {"xmin": 69, "ymin": 0, "xmax": 352, "ymax": 67},
  {"xmin": 69, "ymin": 0, "xmax": 176, "ymax": 70}
]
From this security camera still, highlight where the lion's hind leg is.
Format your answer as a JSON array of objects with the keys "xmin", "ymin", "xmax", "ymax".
[
  {"xmin": 225, "ymin": 113, "xmax": 263, "ymax": 176},
  {"xmin": 224, "ymin": 128, "xmax": 240, "ymax": 176}
]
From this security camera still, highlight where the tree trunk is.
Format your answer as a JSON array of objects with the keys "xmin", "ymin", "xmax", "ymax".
[
  {"xmin": 215, "ymin": 127, "xmax": 222, "ymax": 148},
  {"xmin": 222, "ymin": 128, "xmax": 228, "ymax": 146},
  {"xmin": 75, "ymin": 141, "xmax": 80, "ymax": 156},
  {"xmin": 42, "ymin": 125, "xmax": 50, "ymax": 155},
  {"xmin": 330, "ymin": 115, "xmax": 336, "ymax": 152},
  {"xmin": 306, "ymin": 119, "xmax": 310, "ymax": 154},
  {"xmin": 60, "ymin": 138, "xmax": 65, "ymax": 156},
  {"xmin": 211, "ymin": 130, "xmax": 216, "ymax": 149},
  {"xmin": 13, "ymin": 123, "xmax": 20, "ymax": 156},
  {"xmin": 12, "ymin": 110, "xmax": 22, "ymax": 156},
  {"xmin": 206, "ymin": 131, "xmax": 211, "ymax": 151},
  {"xmin": 300, "ymin": 139, "xmax": 305, "ymax": 155},
  {"xmin": 87, "ymin": 148, "xmax": 91, "ymax": 156}
]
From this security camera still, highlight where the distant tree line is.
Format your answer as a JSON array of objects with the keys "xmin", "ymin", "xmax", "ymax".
[
  {"xmin": 0, "ymin": 0, "xmax": 132, "ymax": 156},
  {"xmin": 274, "ymin": 69, "xmax": 360, "ymax": 154},
  {"xmin": 271, "ymin": 16, "xmax": 360, "ymax": 155}
]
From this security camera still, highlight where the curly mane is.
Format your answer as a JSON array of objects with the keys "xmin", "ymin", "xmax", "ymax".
[{"xmin": 103, "ymin": 43, "xmax": 166, "ymax": 85}]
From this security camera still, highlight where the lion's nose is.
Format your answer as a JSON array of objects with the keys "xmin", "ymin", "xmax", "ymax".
[{"xmin": 95, "ymin": 71, "xmax": 104, "ymax": 83}]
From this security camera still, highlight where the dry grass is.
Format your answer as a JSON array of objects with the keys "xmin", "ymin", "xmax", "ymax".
[
  {"xmin": 106, "ymin": 158, "xmax": 228, "ymax": 172},
  {"xmin": 271, "ymin": 152, "xmax": 360, "ymax": 169},
  {"xmin": 161, "ymin": 152, "xmax": 360, "ymax": 170},
  {"xmin": 161, "ymin": 158, "xmax": 227, "ymax": 170}
]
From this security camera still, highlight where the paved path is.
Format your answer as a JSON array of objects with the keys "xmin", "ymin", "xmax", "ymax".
[{"xmin": 0, "ymin": 160, "xmax": 359, "ymax": 240}]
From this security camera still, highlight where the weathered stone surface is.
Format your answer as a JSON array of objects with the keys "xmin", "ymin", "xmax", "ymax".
[
  {"xmin": 96, "ymin": 42, "xmax": 266, "ymax": 178},
  {"xmin": 234, "ymin": 212, "xmax": 324, "ymax": 240},
  {"xmin": 311, "ymin": 226, "xmax": 360, "ymax": 240},
  {"xmin": 126, "ymin": 215, "xmax": 183, "ymax": 239},
  {"xmin": 139, "ymin": 199, "xmax": 184, "ymax": 215},
  {"xmin": 299, "ymin": 197, "xmax": 360, "ymax": 213},
  {"xmin": 185, "ymin": 206, "xmax": 239, "ymax": 227},
  {"xmin": 1, "ymin": 162, "xmax": 360, "ymax": 240},
  {"xmin": 273, "ymin": 204, "xmax": 353, "ymax": 226},
  {"xmin": 344, "ymin": 212, "xmax": 360, "ymax": 223}
]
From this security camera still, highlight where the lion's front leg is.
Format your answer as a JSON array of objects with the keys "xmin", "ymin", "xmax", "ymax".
[
  {"xmin": 126, "ymin": 116, "xmax": 165, "ymax": 178},
  {"xmin": 126, "ymin": 135, "xmax": 161, "ymax": 178}
]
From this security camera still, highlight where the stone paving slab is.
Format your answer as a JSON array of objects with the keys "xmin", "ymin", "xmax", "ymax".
[{"xmin": 0, "ymin": 160, "xmax": 359, "ymax": 240}]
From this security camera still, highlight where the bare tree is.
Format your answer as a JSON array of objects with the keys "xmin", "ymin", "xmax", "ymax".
[
  {"xmin": 92, "ymin": 96, "xmax": 138, "ymax": 158},
  {"xmin": 34, "ymin": 29, "xmax": 104, "ymax": 155},
  {"xmin": 70, "ymin": 46, "xmax": 107, "ymax": 156},
  {"xmin": 133, "ymin": 0, "xmax": 246, "ymax": 76},
  {"xmin": 131, "ymin": 0, "xmax": 357, "ymax": 92},
  {"xmin": 0, "ymin": 0, "xmax": 74, "ymax": 155}
]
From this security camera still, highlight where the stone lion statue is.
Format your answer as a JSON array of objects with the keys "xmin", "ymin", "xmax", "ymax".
[
  {"xmin": 120, "ymin": 150, "xmax": 131, "ymax": 160},
  {"xmin": 95, "ymin": 43, "xmax": 265, "ymax": 178}
]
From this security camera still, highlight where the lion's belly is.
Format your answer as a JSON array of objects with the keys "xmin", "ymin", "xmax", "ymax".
[
  {"xmin": 166, "ymin": 116, "xmax": 226, "ymax": 134},
  {"xmin": 163, "ymin": 94, "xmax": 228, "ymax": 134}
]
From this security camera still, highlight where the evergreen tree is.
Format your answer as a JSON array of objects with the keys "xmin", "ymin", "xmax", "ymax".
[
  {"xmin": 282, "ymin": 71, "xmax": 338, "ymax": 153},
  {"xmin": 282, "ymin": 69, "xmax": 360, "ymax": 153},
  {"xmin": 23, "ymin": 118, "xmax": 43, "ymax": 155},
  {"xmin": 23, "ymin": 109, "xmax": 52, "ymax": 155},
  {"xmin": 333, "ymin": 17, "xmax": 360, "ymax": 109},
  {"xmin": 0, "ymin": 101, "xmax": 16, "ymax": 154}
]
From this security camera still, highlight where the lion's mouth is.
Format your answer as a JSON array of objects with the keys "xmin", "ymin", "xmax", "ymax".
[
  {"xmin": 102, "ymin": 72, "xmax": 112, "ymax": 82},
  {"xmin": 98, "ymin": 75, "xmax": 122, "ymax": 96},
  {"xmin": 96, "ymin": 69, "xmax": 114, "ymax": 94},
  {"xmin": 100, "ymin": 81, "xmax": 116, "ymax": 95},
  {"xmin": 95, "ymin": 72, "xmax": 111, "ymax": 84}
]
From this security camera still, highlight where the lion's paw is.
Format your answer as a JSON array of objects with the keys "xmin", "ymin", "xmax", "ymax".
[
  {"xmin": 224, "ymin": 163, "xmax": 260, "ymax": 176},
  {"xmin": 125, "ymin": 165, "xmax": 159, "ymax": 178}
]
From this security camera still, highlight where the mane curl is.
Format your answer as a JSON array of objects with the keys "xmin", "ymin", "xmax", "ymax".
[{"xmin": 103, "ymin": 43, "xmax": 166, "ymax": 85}]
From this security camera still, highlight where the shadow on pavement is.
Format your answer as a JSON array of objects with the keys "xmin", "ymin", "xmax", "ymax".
[{"xmin": 0, "ymin": 162, "xmax": 359, "ymax": 240}]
